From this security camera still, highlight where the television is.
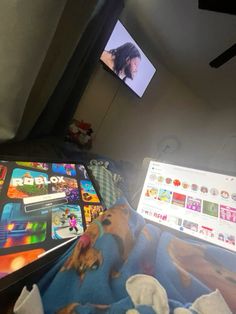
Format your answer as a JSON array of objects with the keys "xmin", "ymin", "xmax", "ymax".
[
  {"xmin": 100, "ymin": 20, "xmax": 156, "ymax": 97},
  {"xmin": 137, "ymin": 160, "xmax": 236, "ymax": 252}
]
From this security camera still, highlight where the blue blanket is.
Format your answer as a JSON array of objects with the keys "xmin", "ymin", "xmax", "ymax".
[{"xmin": 38, "ymin": 200, "xmax": 236, "ymax": 313}]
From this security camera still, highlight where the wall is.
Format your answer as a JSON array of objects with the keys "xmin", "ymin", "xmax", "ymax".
[
  {"xmin": 74, "ymin": 15, "xmax": 236, "ymax": 175},
  {"xmin": 16, "ymin": 0, "xmax": 98, "ymax": 140},
  {"xmin": 75, "ymin": 61, "xmax": 223, "ymax": 169},
  {"xmin": 0, "ymin": 0, "xmax": 67, "ymax": 142}
]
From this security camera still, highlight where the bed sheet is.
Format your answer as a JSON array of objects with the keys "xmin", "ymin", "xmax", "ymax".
[
  {"xmin": 61, "ymin": 143, "xmax": 138, "ymax": 207},
  {"xmin": 35, "ymin": 198, "xmax": 236, "ymax": 314}
]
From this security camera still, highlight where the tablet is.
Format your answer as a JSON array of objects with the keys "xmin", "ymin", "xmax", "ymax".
[
  {"xmin": 0, "ymin": 158, "xmax": 105, "ymax": 281},
  {"xmin": 137, "ymin": 160, "xmax": 236, "ymax": 252}
]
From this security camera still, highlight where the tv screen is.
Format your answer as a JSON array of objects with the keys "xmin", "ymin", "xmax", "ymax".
[
  {"xmin": 100, "ymin": 20, "xmax": 156, "ymax": 97},
  {"xmin": 137, "ymin": 160, "xmax": 236, "ymax": 252}
]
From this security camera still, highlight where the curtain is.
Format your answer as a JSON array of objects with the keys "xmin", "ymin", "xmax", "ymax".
[{"xmin": 29, "ymin": 0, "xmax": 124, "ymax": 139}]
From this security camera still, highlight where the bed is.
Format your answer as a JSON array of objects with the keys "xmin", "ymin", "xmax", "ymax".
[
  {"xmin": 0, "ymin": 139, "xmax": 235, "ymax": 313},
  {"xmin": 13, "ymin": 201, "xmax": 236, "ymax": 314}
]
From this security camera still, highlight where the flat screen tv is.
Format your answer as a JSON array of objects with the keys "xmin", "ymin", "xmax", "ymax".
[
  {"xmin": 137, "ymin": 160, "xmax": 236, "ymax": 252},
  {"xmin": 100, "ymin": 20, "xmax": 156, "ymax": 97}
]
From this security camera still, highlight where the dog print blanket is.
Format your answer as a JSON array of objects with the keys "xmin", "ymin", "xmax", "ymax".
[{"xmin": 36, "ymin": 200, "xmax": 236, "ymax": 313}]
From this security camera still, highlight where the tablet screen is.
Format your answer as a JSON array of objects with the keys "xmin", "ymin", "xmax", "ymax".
[
  {"xmin": 0, "ymin": 160, "xmax": 104, "ymax": 279},
  {"xmin": 137, "ymin": 160, "xmax": 236, "ymax": 252}
]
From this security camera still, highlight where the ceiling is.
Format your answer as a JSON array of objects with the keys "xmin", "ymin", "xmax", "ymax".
[{"xmin": 122, "ymin": 0, "xmax": 236, "ymax": 109}]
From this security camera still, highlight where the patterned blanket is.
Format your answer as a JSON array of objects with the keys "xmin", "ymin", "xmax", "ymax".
[{"xmin": 37, "ymin": 200, "xmax": 236, "ymax": 314}]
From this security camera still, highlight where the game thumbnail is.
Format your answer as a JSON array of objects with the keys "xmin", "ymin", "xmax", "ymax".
[
  {"xmin": 158, "ymin": 189, "xmax": 172, "ymax": 203},
  {"xmin": 220, "ymin": 205, "xmax": 236, "ymax": 223},
  {"xmin": 145, "ymin": 186, "xmax": 158, "ymax": 199},
  {"xmin": 0, "ymin": 164, "xmax": 7, "ymax": 195},
  {"xmin": 80, "ymin": 180, "xmax": 100, "ymax": 203},
  {"xmin": 16, "ymin": 162, "xmax": 48, "ymax": 171},
  {"xmin": 78, "ymin": 165, "xmax": 89, "ymax": 179},
  {"xmin": 186, "ymin": 196, "xmax": 202, "ymax": 212},
  {"xmin": 52, "ymin": 177, "xmax": 79, "ymax": 203},
  {"xmin": 183, "ymin": 220, "xmax": 198, "ymax": 232},
  {"xmin": 51, "ymin": 205, "xmax": 83, "ymax": 239},
  {"xmin": 0, "ymin": 203, "xmax": 47, "ymax": 248},
  {"xmin": 84, "ymin": 205, "xmax": 104, "ymax": 225},
  {"xmin": 171, "ymin": 192, "xmax": 186, "ymax": 207},
  {"xmin": 7, "ymin": 168, "xmax": 48, "ymax": 199},
  {"xmin": 52, "ymin": 163, "xmax": 76, "ymax": 177},
  {"xmin": 0, "ymin": 248, "xmax": 45, "ymax": 279},
  {"xmin": 202, "ymin": 201, "xmax": 218, "ymax": 218}
]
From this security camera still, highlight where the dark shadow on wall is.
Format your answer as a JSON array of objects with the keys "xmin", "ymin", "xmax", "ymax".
[
  {"xmin": 16, "ymin": 0, "xmax": 98, "ymax": 141},
  {"xmin": 28, "ymin": 0, "xmax": 124, "ymax": 140}
]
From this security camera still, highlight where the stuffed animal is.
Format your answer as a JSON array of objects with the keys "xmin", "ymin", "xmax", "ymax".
[{"xmin": 67, "ymin": 119, "xmax": 93, "ymax": 149}]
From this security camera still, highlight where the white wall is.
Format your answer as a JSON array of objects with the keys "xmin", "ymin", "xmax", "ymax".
[
  {"xmin": 74, "ymin": 18, "xmax": 236, "ymax": 175},
  {"xmin": 205, "ymin": 108, "xmax": 236, "ymax": 173},
  {"xmin": 0, "ymin": 0, "xmax": 67, "ymax": 142},
  {"xmin": 75, "ymin": 58, "xmax": 236, "ymax": 174}
]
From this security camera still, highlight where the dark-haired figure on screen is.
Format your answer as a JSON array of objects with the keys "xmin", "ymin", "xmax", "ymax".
[{"xmin": 101, "ymin": 42, "xmax": 141, "ymax": 82}]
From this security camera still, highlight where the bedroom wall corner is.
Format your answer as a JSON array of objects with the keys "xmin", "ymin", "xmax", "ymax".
[{"xmin": 73, "ymin": 60, "xmax": 215, "ymax": 170}]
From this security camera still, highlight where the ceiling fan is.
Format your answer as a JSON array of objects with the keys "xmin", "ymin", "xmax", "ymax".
[{"xmin": 198, "ymin": 0, "xmax": 236, "ymax": 68}]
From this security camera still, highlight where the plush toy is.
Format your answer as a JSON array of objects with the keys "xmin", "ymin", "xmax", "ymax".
[{"xmin": 67, "ymin": 119, "xmax": 93, "ymax": 149}]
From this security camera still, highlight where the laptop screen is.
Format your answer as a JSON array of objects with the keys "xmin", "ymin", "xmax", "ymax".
[
  {"xmin": 137, "ymin": 160, "xmax": 236, "ymax": 252},
  {"xmin": 0, "ymin": 160, "xmax": 104, "ymax": 280}
]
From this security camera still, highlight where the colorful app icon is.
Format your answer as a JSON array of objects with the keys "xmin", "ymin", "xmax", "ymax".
[
  {"xmin": 0, "ymin": 203, "xmax": 47, "ymax": 248},
  {"xmin": 186, "ymin": 196, "xmax": 202, "ymax": 212},
  {"xmin": 0, "ymin": 164, "xmax": 7, "ymax": 195},
  {"xmin": 165, "ymin": 178, "xmax": 172, "ymax": 184},
  {"xmin": 220, "ymin": 205, "xmax": 236, "ymax": 223},
  {"xmin": 52, "ymin": 163, "xmax": 76, "ymax": 177},
  {"xmin": 173, "ymin": 179, "xmax": 181, "ymax": 187},
  {"xmin": 145, "ymin": 186, "xmax": 158, "ymax": 199},
  {"xmin": 200, "ymin": 186, "xmax": 208, "ymax": 194},
  {"xmin": 16, "ymin": 162, "xmax": 48, "ymax": 171},
  {"xmin": 7, "ymin": 168, "xmax": 48, "ymax": 199},
  {"xmin": 80, "ymin": 180, "xmax": 100, "ymax": 203},
  {"xmin": 158, "ymin": 189, "xmax": 172, "ymax": 203},
  {"xmin": 83, "ymin": 205, "xmax": 104, "ymax": 225},
  {"xmin": 77, "ymin": 165, "xmax": 89, "ymax": 179},
  {"xmin": 0, "ymin": 248, "xmax": 45, "ymax": 279},
  {"xmin": 52, "ymin": 177, "xmax": 79, "ymax": 203},
  {"xmin": 202, "ymin": 201, "xmax": 218, "ymax": 218},
  {"xmin": 172, "ymin": 192, "xmax": 186, "ymax": 207},
  {"xmin": 182, "ymin": 182, "xmax": 189, "ymax": 189},
  {"xmin": 191, "ymin": 184, "xmax": 198, "ymax": 191},
  {"xmin": 221, "ymin": 190, "xmax": 229, "ymax": 199},
  {"xmin": 51, "ymin": 205, "xmax": 83, "ymax": 239}
]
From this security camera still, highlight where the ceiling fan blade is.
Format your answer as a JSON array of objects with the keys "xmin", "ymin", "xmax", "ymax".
[
  {"xmin": 209, "ymin": 44, "xmax": 236, "ymax": 68},
  {"xmin": 198, "ymin": 0, "xmax": 236, "ymax": 15}
]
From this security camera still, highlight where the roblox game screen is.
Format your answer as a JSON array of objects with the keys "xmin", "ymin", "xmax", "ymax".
[{"xmin": 0, "ymin": 161, "xmax": 104, "ymax": 279}]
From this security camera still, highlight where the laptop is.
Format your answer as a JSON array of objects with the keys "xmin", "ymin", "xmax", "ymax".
[
  {"xmin": 137, "ymin": 160, "xmax": 236, "ymax": 252},
  {"xmin": 0, "ymin": 158, "xmax": 105, "ymax": 283}
]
